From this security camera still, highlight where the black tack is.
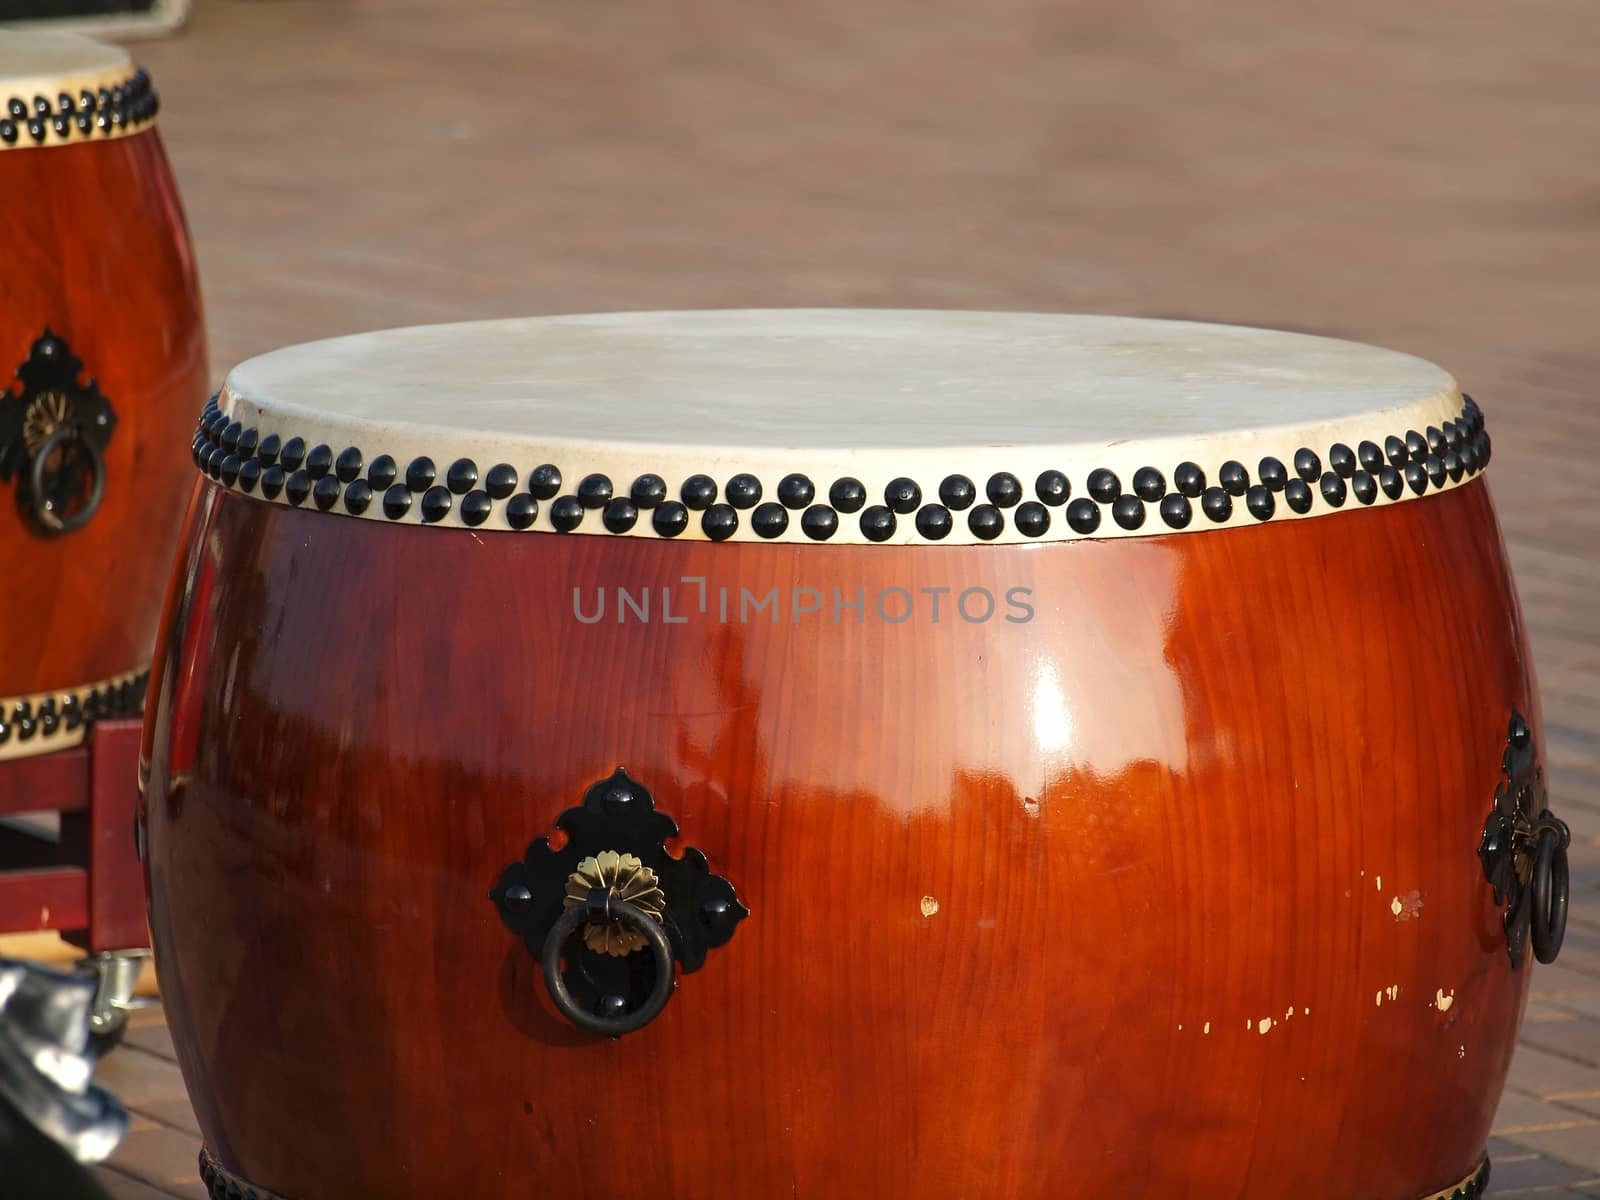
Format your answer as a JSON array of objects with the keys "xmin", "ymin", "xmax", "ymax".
[
  {"xmin": 1132, "ymin": 467, "xmax": 1165, "ymax": 502},
  {"xmin": 1379, "ymin": 465, "xmax": 1404, "ymax": 499},
  {"xmin": 1159, "ymin": 494, "xmax": 1192, "ymax": 529},
  {"xmin": 1086, "ymin": 469, "xmax": 1120, "ymax": 504},
  {"xmin": 367, "ymin": 454, "xmax": 398, "ymax": 490},
  {"xmin": 1034, "ymin": 469, "xmax": 1070, "ymax": 506},
  {"xmin": 1351, "ymin": 470, "xmax": 1377, "ymax": 505},
  {"xmin": 602, "ymin": 498, "xmax": 638, "ymax": 533},
  {"xmin": 649, "ymin": 501, "xmax": 687, "ymax": 538},
  {"xmin": 382, "ymin": 485, "xmax": 412, "ymax": 519},
  {"xmin": 506, "ymin": 494, "xmax": 540, "ymax": 530},
  {"xmin": 312, "ymin": 476, "xmax": 341, "ymax": 510},
  {"xmin": 1404, "ymin": 462, "xmax": 1428, "ymax": 495},
  {"xmin": 529, "ymin": 464, "xmax": 562, "ymax": 500},
  {"xmin": 986, "ymin": 472, "xmax": 1023, "ymax": 507},
  {"xmin": 1245, "ymin": 485, "xmax": 1274, "ymax": 521},
  {"xmin": 405, "ymin": 456, "xmax": 436, "ymax": 492},
  {"xmin": 629, "ymin": 473, "xmax": 667, "ymax": 508},
  {"xmin": 914, "ymin": 504, "xmax": 952, "ymax": 540},
  {"xmin": 1293, "ymin": 448, "xmax": 1321, "ymax": 482},
  {"xmin": 1218, "ymin": 461, "xmax": 1249, "ymax": 496},
  {"xmin": 939, "ymin": 474, "xmax": 976, "ymax": 510},
  {"xmin": 343, "ymin": 480, "xmax": 374, "ymax": 515},
  {"xmin": 859, "ymin": 504, "xmax": 897, "ymax": 542},
  {"xmin": 884, "ymin": 477, "xmax": 922, "ymax": 514},
  {"xmin": 1173, "ymin": 462, "xmax": 1205, "ymax": 497},
  {"xmin": 420, "ymin": 486, "xmax": 453, "ymax": 522},
  {"xmin": 967, "ymin": 504, "xmax": 1004, "ymax": 540},
  {"xmin": 725, "ymin": 473, "xmax": 762, "ymax": 509},
  {"xmin": 1257, "ymin": 456, "xmax": 1288, "ymax": 492},
  {"xmin": 1329, "ymin": 443, "xmax": 1356, "ymax": 478},
  {"xmin": 551, "ymin": 497, "xmax": 585, "ymax": 532},
  {"xmin": 801, "ymin": 505, "xmax": 839, "ymax": 541},
  {"xmin": 285, "ymin": 469, "xmax": 312, "ymax": 506},
  {"xmin": 1014, "ymin": 501, "xmax": 1050, "ymax": 537},
  {"xmin": 334, "ymin": 447, "xmax": 363, "ymax": 483},
  {"xmin": 446, "ymin": 458, "xmax": 479, "ymax": 495},
  {"xmin": 280, "ymin": 437, "xmax": 307, "ymax": 471},
  {"xmin": 1066, "ymin": 498, "xmax": 1101, "ymax": 534},
  {"xmin": 702, "ymin": 503, "xmax": 739, "ymax": 541},
  {"xmin": 1319, "ymin": 471, "xmax": 1348, "ymax": 508},
  {"xmin": 577, "ymin": 474, "xmax": 613, "ymax": 508},
  {"xmin": 1111, "ymin": 495, "xmax": 1145, "ymax": 530},
  {"xmin": 1385, "ymin": 435, "xmax": 1408, "ymax": 467},
  {"xmin": 777, "ymin": 473, "xmax": 815, "ymax": 509},
  {"xmin": 751, "ymin": 502, "xmax": 789, "ymax": 538},
  {"xmin": 680, "ymin": 474, "xmax": 718, "ymax": 510},
  {"xmin": 1283, "ymin": 479, "xmax": 1313, "ymax": 514},
  {"xmin": 485, "ymin": 463, "xmax": 519, "ymax": 499},
  {"xmin": 829, "ymin": 477, "xmax": 866, "ymax": 513}
]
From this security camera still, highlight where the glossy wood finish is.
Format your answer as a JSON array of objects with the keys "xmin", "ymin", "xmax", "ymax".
[
  {"xmin": 142, "ymin": 475, "xmax": 1537, "ymax": 1200},
  {"xmin": 0, "ymin": 129, "xmax": 207, "ymax": 698}
]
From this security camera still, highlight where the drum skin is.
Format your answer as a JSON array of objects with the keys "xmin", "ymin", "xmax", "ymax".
[
  {"xmin": 142, "ymin": 473, "xmax": 1535, "ymax": 1200},
  {"xmin": 0, "ymin": 128, "xmax": 206, "ymax": 697}
]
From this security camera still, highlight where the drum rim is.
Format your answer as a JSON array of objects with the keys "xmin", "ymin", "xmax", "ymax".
[{"xmin": 0, "ymin": 33, "xmax": 158, "ymax": 154}]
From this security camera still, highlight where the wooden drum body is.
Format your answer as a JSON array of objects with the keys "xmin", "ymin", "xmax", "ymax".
[
  {"xmin": 140, "ymin": 313, "xmax": 1565, "ymax": 1200},
  {"xmin": 0, "ymin": 34, "xmax": 206, "ymax": 761}
]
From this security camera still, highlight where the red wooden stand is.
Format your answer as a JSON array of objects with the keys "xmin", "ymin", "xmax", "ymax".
[{"xmin": 0, "ymin": 719, "xmax": 148, "ymax": 952}]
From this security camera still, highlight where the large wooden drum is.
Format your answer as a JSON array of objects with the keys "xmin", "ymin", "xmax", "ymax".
[
  {"xmin": 141, "ymin": 312, "xmax": 1569, "ymax": 1200},
  {"xmin": 0, "ymin": 33, "xmax": 206, "ymax": 762}
]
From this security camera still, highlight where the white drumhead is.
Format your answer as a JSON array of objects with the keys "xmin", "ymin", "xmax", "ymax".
[
  {"xmin": 204, "ymin": 311, "xmax": 1484, "ymax": 545},
  {"xmin": 0, "ymin": 32, "xmax": 155, "ymax": 151}
]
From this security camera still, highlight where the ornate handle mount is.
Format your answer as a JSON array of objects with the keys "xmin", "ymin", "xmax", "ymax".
[
  {"xmin": 1, "ymin": 331, "xmax": 116, "ymax": 537},
  {"xmin": 490, "ymin": 769, "xmax": 747, "ymax": 1038},
  {"xmin": 1479, "ymin": 709, "xmax": 1569, "ymax": 967}
]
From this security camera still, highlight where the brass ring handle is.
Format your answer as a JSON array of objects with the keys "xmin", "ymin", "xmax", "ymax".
[
  {"xmin": 1529, "ymin": 813, "xmax": 1570, "ymax": 965},
  {"xmin": 540, "ymin": 890, "xmax": 674, "ymax": 1037},
  {"xmin": 29, "ymin": 421, "xmax": 105, "ymax": 535}
]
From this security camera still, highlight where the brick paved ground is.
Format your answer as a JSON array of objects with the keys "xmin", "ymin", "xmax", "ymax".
[{"xmin": 12, "ymin": 0, "xmax": 1599, "ymax": 1193}]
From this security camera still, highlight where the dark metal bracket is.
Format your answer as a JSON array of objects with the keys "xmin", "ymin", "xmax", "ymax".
[
  {"xmin": 0, "ymin": 330, "xmax": 116, "ymax": 536},
  {"xmin": 1479, "ymin": 709, "xmax": 1569, "ymax": 968},
  {"xmin": 490, "ymin": 768, "xmax": 747, "ymax": 1036}
]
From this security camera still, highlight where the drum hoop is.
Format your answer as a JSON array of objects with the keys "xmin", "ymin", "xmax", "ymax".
[
  {"xmin": 0, "ymin": 63, "xmax": 159, "ymax": 153},
  {"xmin": 189, "ymin": 390, "xmax": 1491, "ymax": 546}
]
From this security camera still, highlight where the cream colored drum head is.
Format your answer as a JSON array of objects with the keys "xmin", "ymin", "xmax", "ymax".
[{"xmin": 198, "ymin": 311, "xmax": 1485, "ymax": 546}]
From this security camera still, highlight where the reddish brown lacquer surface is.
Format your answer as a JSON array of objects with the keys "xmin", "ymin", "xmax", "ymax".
[
  {"xmin": 143, "ymin": 476, "xmax": 1536, "ymax": 1200},
  {"xmin": 0, "ymin": 131, "xmax": 207, "ymax": 695}
]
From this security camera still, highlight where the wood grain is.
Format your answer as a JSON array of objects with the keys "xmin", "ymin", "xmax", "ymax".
[
  {"xmin": 142, "ymin": 476, "xmax": 1534, "ymax": 1199},
  {"xmin": 0, "ymin": 129, "xmax": 207, "ymax": 698}
]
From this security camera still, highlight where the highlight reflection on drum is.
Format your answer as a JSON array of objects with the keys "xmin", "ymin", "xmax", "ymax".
[
  {"xmin": 0, "ymin": 32, "xmax": 207, "ymax": 761},
  {"xmin": 141, "ymin": 311, "xmax": 1566, "ymax": 1200}
]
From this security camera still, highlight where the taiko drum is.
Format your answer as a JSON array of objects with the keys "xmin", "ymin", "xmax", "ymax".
[
  {"xmin": 139, "ymin": 312, "xmax": 1569, "ymax": 1200},
  {"xmin": 0, "ymin": 32, "xmax": 206, "ymax": 761}
]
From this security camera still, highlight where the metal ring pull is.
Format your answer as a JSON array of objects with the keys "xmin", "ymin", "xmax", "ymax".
[
  {"xmin": 1529, "ymin": 812, "xmax": 1570, "ymax": 965},
  {"xmin": 29, "ymin": 421, "xmax": 106, "ymax": 535},
  {"xmin": 541, "ymin": 889, "xmax": 675, "ymax": 1037}
]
